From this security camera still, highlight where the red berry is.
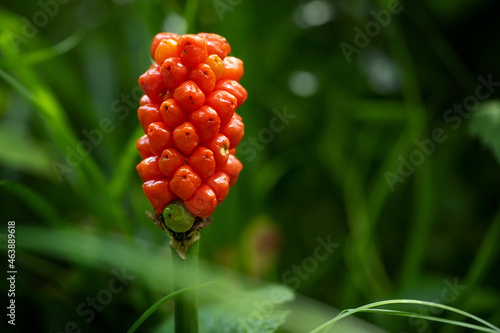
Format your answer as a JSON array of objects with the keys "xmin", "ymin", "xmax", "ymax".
[
  {"xmin": 169, "ymin": 165, "xmax": 202, "ymax": 200},
  {"xmin": 223, "ymin": 154, "xmax": 243, "ymax": 186},
  {"xmin": 205, "ymin": 171, "xmax": 230, "ymax": 204},
  {"xmin": 136, "ymin": 156, "xmax": 164, "ymax": 182},
  {"xmin": 158, "ymin": 148, "xmax": 186, "ymax": 178},
  {"xmin": 188, "ymin": 63, "xmax": 216, "ymax": 94},
  {"xmin": 139, "ymin": 95, "xmax": 151, "ymax": 106},
  {"xmin": 138, "ymin": 64, "xmax": 168, "ymax": 104},
  {"xmin": 183, "ymin": 184, "xmax": 217, "ymax": 218},
  {"xmin": 205, "ymin": 90, "xmax": 237, "ymax": 126},
  {"xmin": 220, "ymin": 114, "xmax": 244, "ymax": 149},
  {"xmin": 214, "ymin": 79, "xmax": 247, "ymax": 107},
  {"xmin": 160, "ymin": 57, "xmax": 188, "ymax": 90},
  {"xmin": 138, "ymin": 104, "xmax": 163, "ymax": 133},
  {"xmin": 136, "ymin": 135, "xmax": 154, "ymax": 159},
  {"xmin": 160, "ymin": 98, "xmax": 187, "ymax": 129},
  {"xmin": 204, "ymin": 134, "xmax": 230, "ymax": 170},
  {"xmin": 188, "ymin": 105, "xmax": 221, "ymax": 142},
  {"xmin": 177, "ymin": 34, "xmax": 208, "ymax": 68},
  {"xmin": 142, "ymin": 179, "xmax": 177, "ymax": 214},
  {"xmin": 187, "ymin": 146, "xmax": 216, "ymax": 179},
  {"xmin": 197, "ymin": 33, "xmax": 231, "ymax": 59},
  {"xmin": 150, "ymin": 32, "xmax": 180, "ymax": 59},
  {"xmin": 147, "ymin": 122, "xmax": 174, "ymax": 156},
  {"xmin": 172, "ymin": 121, "xmax": 200, "ymax": 155},
  {"xmin": 173, "ymin": 81, "xmax": 206, "ymax": 113},
  {"xmin": 219, "ymin": 56, "xmax": 244, "ymax": 81}
]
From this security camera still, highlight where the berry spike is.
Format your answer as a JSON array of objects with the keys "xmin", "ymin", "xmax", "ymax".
[{"xmin": 136, "ymin": 31, "xmax": 246, "ymax": 233}]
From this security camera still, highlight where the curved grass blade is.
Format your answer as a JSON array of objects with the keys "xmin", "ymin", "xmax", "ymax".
[
  {"xmin": 309, "ymin": 299, "xmax": 500, "ymax": 333},
  {"xmin": 127, "ymin": 281, "xmax": 216, "ymax": 333}
]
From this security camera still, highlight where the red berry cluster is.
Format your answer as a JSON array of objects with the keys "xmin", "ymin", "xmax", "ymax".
[{"xmin": 136, "ymin": 32, "xmax": 246, "ymax": 219}]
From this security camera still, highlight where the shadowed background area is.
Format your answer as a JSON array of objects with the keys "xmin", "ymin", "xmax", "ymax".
[{"xmin": 1, "ymin": 0, "xmax": 500, "ymax": 332}]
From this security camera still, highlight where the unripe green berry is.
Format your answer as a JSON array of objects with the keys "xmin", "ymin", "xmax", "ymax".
[{"xmin": 163, "ymin": 200, "xmax": 196, "ymax": 233}]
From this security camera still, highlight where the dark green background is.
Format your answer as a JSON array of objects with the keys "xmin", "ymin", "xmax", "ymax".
[{"xmin": 1, "ymin": 0, "xmax": 500, "ymax": 332}]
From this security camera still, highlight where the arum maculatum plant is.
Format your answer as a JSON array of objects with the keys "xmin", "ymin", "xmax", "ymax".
[{"xmin": 133, "ymin": 32, "xmax": 245, "ymax": 333}]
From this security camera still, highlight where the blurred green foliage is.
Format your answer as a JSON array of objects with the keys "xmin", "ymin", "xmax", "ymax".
[{"xmin": 1, "ymin": 0, "xmax": 500, "ymax": 332}]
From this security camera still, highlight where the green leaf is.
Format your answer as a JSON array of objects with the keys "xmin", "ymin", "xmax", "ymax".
[
  {"xmin": 127, "ymin": 281, "xmax": 217, "ymax": 333},
  {"xmin": 469, "ymin": 100, "xmax": 500, "ymax": 164},
  {"xmin": 199, "ymin": 284, "xmax": 294, "ymax": 333}
]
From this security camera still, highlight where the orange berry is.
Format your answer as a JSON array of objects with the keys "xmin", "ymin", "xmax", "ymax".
[
  {"xmin": 214, "ymin": 79, "xmax": 247, "ymax": 107},
  {"xmin": 169, "ymin": 165, "xmax": 202, "ymax": 200},
  {"xmin": 219, "ymin": 56, "xmax": 244, "ymax": 81},
  {"xmin": 205, "ymin": 171, "xmax": 230, "ymax": 204},
  {"xmin": 154, "ymin": 38, "xmax": 178, "ymax": 65},
  {"xmin": 188, "ymin": 105, "xmax": 221, "ymax": 143},
  {"xmin": 204, "ymin": 134, "xmax": 230, "ymax": 170},
  {"xmin": 187, "ymin": 146, "xmax": 216, "ymax": 179},
  {"xmin": 142, "ymin": 179, "xmax": 177, "ymax": 214},
  {"xmin": 204, "ymin": 54, "xmax": 224, "ymax": 80},
  {"xmin": 150, "ymin": 32, "xmax": 179, "ymax": 59},
  {"xmin": 136, "ymin": 156, "xmax": 164, "ymax": 182},
  {"xmin": 160, "ymin": 98, "xmax": 187, "ymax": 129},
  {"xmin": 173, "ymin": 80, "xmax": 206, "ymax": 113},
  {"xmin": 197, "ymin": 32, "xmax": 231, "ymax": 59},
  {"xmin": 160, "ymin": 57, "xmax": 188, "ymax": 90},
  {"xmin": 136, "ymin": 134, "xmax": 154, "ymax": 159},
  {"xmin": 205, "ymin": 90, "xmax": 237, "ymax": 127},
  {"xmin": 177, "ymin": 34, "xmax": 208, "ymax": 68},
  {"xmin": 158, "ymin": 148, "xmax": 186, "ymax": 178},
  {"xmin": 223, "ymin": 154, "xmax": 243, "ymax": 186},
  {"xmin": 138, "ymin": 104, "xmax": 163, "ymax": 133},
  {"xmin": 147, "ymin": 122, "xmax": 174, "ymax": 156},
  {"xmin": 183, "ymin": 184, "xmax": 217, "ymax": 218},
  {"xmin": 172, "ymin": 121, "xmax": 200, "ymax": 155},
  {"xmin": 188, "ymin": 63, "xmax": 216, "ymax": 95}
]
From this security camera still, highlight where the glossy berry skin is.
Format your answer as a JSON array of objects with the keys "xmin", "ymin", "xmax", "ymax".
[
  {"xmin": 220, "ymin": 114, "xmax": 244, "ymax": 149},
  {"xmin": 177, "ymin": 34, "xmax": 208, "ymax": 68},
  {"xmin": 206, "ymin": 90, "xmax": 237, "ymax": 126},
  {"xmin": 138, "ymin": 104, "xmax": 163, "ymax": 133},
  {"xmin": 169, "ymin": 165, "xmax": 202, "ymax": 200},
  {"xmin": 220, "ymin": 56, "xmax": 244, "ymax": 81},
  {"xmin": 183, "ymin": 184, "xmax": 217, "ymax": 218},
  {"xmin": 136, "ymin": 156, "xmax": 165, "ymax": 182},
  {"xmin": 161, "ymin": 57, "xmax": 188, "ymax": 90},
  {"xmin": 173, "ymin": 81, "xmax": 206, "ymax": 113},
  {"xmin": 160, "ymin": 98, "xmax": 187, "ymax": 129},
  {"xmin": 205, "ymin": 171, "xmax": 230, "ymax": 204},
  {"xmin": 139, "ymin": 65, "xmax": 167, "ymax": 104},
  {"xmin": 158, "ymin": 148, "xmax": 186, "ymax": 178},
  {"xmin": 188, "ymin": 63, "xmax": 216, "ymax": 95},
  {"xmin": 196, "ymin": 33, "xmax": 231, "ymax": 59},
  {"xmin": 136, "ymin": 135, "xmax": 154, "ymax": 159},
  {"xmin": 147, "ymin": 122, "xmax": 174, "ymax": 156},
  {"xmin": 173, "ymin": 121, "xmax": 200, "ymax": 155},
  {"xmin": 137, "ymin": 32, "xmax": 245, "ymax": 219},
  {"xmin": 188, "ymin": 105, "xmax": 221, "ymax": 143},
  {"xmin": 223, "ymin": 154, "xmax": 243, "ymax": 186},
  {"xmin": 214, "ymin": 79, "xmax": 247, "ymax": 107},
  {"xmin": 150, "ymin": 32, "xmax": 179, "ymax": 59},
  {"xmin": 142, "ymin": 179, "xmax": 177, "ymax": 214},
  {"xmin": 187, "ymin": 146, "xmax": 216, "ymax": 179},
  {"xmin": 204, "ymin": 134, "xmax": 230, "ymax": 170}
]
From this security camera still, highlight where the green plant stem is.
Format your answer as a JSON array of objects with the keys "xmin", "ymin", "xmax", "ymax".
[
  {"xmin": 171, "ymin": 239, "xmax": 199, "ymax": 333},
  {"xmin": 184, "ymin": 0, "xmax": 199, "ymax": 33}
]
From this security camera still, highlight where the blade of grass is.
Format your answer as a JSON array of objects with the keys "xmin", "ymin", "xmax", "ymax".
[
  {"xmin": 0, "ymin": 180, "xmax": 62, "ymax": 227},
  {"xmin": 309, "ymin": 299, "xmax": 500, "ymax": 333},
  {"xmin": 127, "ymin": 281, "xmax": 216, "ymax": 333}
]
